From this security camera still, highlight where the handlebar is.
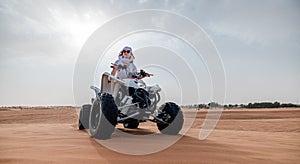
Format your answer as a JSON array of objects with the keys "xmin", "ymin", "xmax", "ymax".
[
  {"xmin": 110, "ymin": 63, "xmax": 126, "ymax": 69},
  {"xmin": 111, "ymin": 63, "xmax": 153, "ymax": 78},
  {"xmin": 131, "ymin": 69, "xmax": 153, "ymax": 79}
]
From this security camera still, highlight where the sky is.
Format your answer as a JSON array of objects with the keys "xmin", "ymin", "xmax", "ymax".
[{"xmin": 0, "ymin": 0, "xmax": 299, "ymax": 106}]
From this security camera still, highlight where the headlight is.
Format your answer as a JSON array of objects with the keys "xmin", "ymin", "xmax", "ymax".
[{"xmin": 137, "ymin": 80, "xmax": 146, "ymax": 88}]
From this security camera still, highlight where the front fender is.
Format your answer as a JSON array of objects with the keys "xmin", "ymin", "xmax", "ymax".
[{"xmin": 100, "ymin": 72, "xmax": 125, "ymax": 99}]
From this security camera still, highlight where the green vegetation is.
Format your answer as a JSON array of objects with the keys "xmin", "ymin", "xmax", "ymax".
[{"xmin": 183, "ymin": 102, "xmax": 300, "ymax": 109}]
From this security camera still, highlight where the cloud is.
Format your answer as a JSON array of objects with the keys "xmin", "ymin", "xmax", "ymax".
[
  {"xmin": 0, "ymin": 0, "xmax": 299, "ymax": 105},
  {"xmin": 130, "ymin": 0, "xmax": 299, "ymax": 46},
  {"xmin": 202, "ymin": 0, "xmax": 300, "ymax": 45},
  {"xmin": 2, "ymin": 0, "xmax": 298, "ymax": 58},
  {"xmin": 0, "ymin": 0, "xmax": 107, "ymax": 62}
]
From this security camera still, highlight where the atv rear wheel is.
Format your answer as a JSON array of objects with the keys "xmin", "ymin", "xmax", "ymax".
[
  {"xmin": 89, "ymin": 93, "xmax": 118, "ymax": 139},
  {"xmin": 157, "ymin": 102, "xmax": 184, "ymax": 135},
  {"xmin": 123, "ymin": 118, "xmax": 139, "ymax": 129},
  {"xmin": 78, "ymin": 104, "xmax": 91, "ymax": 130}
]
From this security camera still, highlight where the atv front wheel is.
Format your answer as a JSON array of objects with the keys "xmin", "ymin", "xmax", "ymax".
[
  {"xmin": 157, "ymin": 102, "xmax": 184, "ymax": 135},
  {"xmin": 78, "ymin": 104, "xmax": 91, "ymax": 130},
  {"xmin": 123, "ymin": 118, "xmax": 139, "ymax": 129},
  {"xmin": 89, "ymin": 93, "xmax": 118, "ymax": 139}
]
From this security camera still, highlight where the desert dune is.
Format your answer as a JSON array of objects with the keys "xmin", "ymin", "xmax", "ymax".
[{"xmin": 0, "ymin": 107, "xmax": 299, "ymax": 163}]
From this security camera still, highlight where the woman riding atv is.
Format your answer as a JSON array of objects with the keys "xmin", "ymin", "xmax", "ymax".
[{"xmin": 110, "ymin": 46, "xmax": 149, "ymax": 80}]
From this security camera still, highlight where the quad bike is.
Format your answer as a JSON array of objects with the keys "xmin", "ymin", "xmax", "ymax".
[{"xmin": 78, "ymin": 69, "xmax": 184, "ymax": 139}]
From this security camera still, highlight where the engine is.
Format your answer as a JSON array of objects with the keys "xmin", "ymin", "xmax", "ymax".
[{"xmin": 130, "ymin": 88, "xmax": 151, "ymax": 109}]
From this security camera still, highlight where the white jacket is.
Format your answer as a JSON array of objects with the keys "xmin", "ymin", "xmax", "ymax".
[{"xmin": 114, "ymin": 56, "xmax": 137, "ymax": 80}]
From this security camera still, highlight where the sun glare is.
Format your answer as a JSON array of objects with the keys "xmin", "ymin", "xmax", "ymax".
[
  {"xmin": 49, "ymin": 8, "xmax": 102, "ymax": 48},
  {"xmin": 65, "ymin": 19, "xmax": 99, "ymax": 47}
]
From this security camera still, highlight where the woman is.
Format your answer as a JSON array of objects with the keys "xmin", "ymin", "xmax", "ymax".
[{"xmin": 111, "ymin": 46, "xmax": 138, "ymax": 80}]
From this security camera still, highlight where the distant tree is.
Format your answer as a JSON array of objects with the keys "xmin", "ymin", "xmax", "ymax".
[
  {"xmin": 245, "ymin": 101, "xmax": 298, "ymax": 108},
  {"xmin": 274, "ymin": 101, "xmax": 280, "ymax": 108},
  {"xmin": 247, "ymin": 103, "xmax": 253, "ymax": 108},
  {"xmin": 208, "ymin": 102, "xmax": 222, "ymax": 108},
  {"xmin": 198, "ymin": 104, "xmax": 208, "ymax": 109},
  {"xmin": 185, "ymin": 101, "xmax": 299, "ymax": 110},
  {"xmin": 281, "ymin": 103, "xmax": 299, "ymax": 108}
]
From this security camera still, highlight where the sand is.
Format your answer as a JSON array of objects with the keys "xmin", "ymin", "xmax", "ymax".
[{"xmin": 0, "ymin": 107, "xmax": 299, "ymax": 163}]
